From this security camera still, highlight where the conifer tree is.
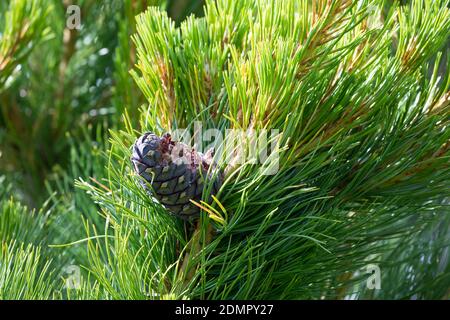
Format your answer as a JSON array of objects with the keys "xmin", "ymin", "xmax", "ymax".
[{"xmin": 0, "ymin": 0, "xmax": 449, "ymax": 300}]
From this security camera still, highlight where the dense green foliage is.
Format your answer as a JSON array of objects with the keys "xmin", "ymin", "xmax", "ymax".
[{"xmin": 0, "ymin": 0, "xmax": 449, "ymax": 300}]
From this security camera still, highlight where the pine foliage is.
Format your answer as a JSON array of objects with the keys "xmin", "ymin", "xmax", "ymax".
[
  {"xmin": 81, "ymin": 0, "xmax": 450, "ymax": 299},
  {"xmin": 0, "ymin": 0, "xmax": 449, "ymax": 300}
]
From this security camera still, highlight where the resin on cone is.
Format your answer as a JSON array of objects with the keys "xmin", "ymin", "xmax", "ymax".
[{"xmin": 131, "ymin": 132, "xmax": 222, "ymax": 219}]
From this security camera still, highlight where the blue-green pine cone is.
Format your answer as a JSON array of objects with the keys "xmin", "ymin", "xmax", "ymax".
[{"xmin": 131, "ymin": 132, "xmax": 222, "ymax": 219}]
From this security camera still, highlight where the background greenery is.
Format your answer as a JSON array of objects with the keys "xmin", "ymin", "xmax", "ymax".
[{"xmin": 0, "ymin": 0, "xmax": 448, "ymax": 299}]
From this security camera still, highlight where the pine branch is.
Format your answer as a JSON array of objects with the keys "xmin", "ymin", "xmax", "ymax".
[
  {"xmin": 2, "ymin": 0, "xmax": 443, "ymax": 300},
  {"xmin": 121, "ymin": 0, "xmax": 450, "ymax": 299},
  {"xmin": 0, "ymin": 0, "xmax": 48, "ymax": 91}
]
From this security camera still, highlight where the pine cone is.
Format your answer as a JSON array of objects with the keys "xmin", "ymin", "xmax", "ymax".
[{"xmin": 131, "ymin": 132, "xmax": 223, "ymax": 219}]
